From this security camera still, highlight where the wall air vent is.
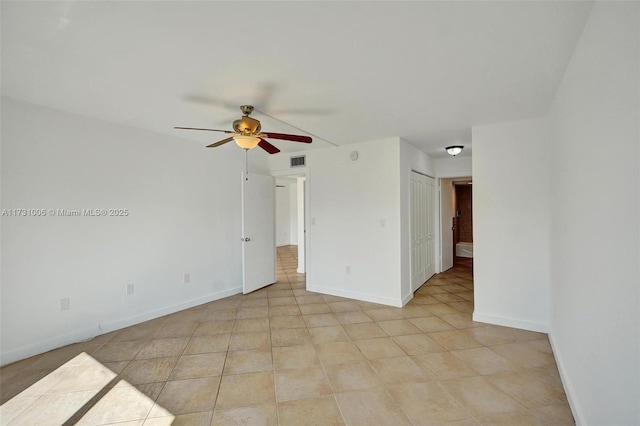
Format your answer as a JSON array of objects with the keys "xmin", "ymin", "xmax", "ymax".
[{"xmin": 290, "ymin": 155, "xmax": 306, "ymax": 167}]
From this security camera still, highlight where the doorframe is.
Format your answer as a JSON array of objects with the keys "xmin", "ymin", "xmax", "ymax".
[{"xmin": 271, "ymin": 167, "xmax": 309, "ymax": 283}]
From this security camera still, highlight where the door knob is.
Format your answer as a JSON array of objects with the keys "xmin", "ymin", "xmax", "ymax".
[{"xmin": 241, "ymin": 237, "xmax": 251, "ymax": 242}]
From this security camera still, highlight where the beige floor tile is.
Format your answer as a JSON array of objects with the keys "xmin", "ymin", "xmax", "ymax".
[
  {"xmin": 110, "ymin": 326, "xmax": 160, "ymax": 343},
  {"xmin": 438, "ymin": 376, "xmax": 524, "ymax": 417},
  {"xmin": 233, "ymin": 318, "xmax": 270, "ymax": 333},
  {"xmin": 93, "ymin": 341, "xmax": 146, "ymax": 363},
  {"xmin": 324, "ymin": 361, "xmax": 384, "ymax": 392},
  {"xmin": 439, "ymin": 313, "xmax": 484, "ymax": 329},
  {"xmin": 241, "ymin": 298, "xmax": 269, "ymax": 307},
  {"xmin": 135, "ymin": 338, "xmax": 189, "ymax": 359},
  {"xmin": 76, "ymin": 380, "xmax": 155, "ymax": 425},
  {"xmin": 277, "ymin": 396, "xmax": 345, "ymax": 426},
  {"xmin": 355, "ymin": 338, "xmax": 406, "ymax": 359},
  {"xmin": 399, "ymin": 305, "xmax": 433, "ymax": 319},
  {"xmin": 274, "ymin": 368, "xmax": 332, "ymax": 402},
  {"xmin": 387, "ymin": 382, "xmax": 471, "ymax": 425},
  {"xmin": 192, "ymin": 320, "xmax": 234, "ymax": 336},
  {"xmin": 170, "ymin": 352, "xmax": 226, "ymax": 380},
  {"xmin": 299, "ymin": 303, "xmax": 332, "ymax": 315},
  {"xmin": 0, "ymin": 395, "xmax": 40, "ymax": 424},
  {"xmin": 328, "ymin": 301, "xmax": 362, "ymax": 312},
  {"xmin": 164, "ymin": 310, "xmax": 205, "ymax": 323},
  {"xmin": 428, "ymin": 329, "xmax": 483, "ymax": 350},
  {"xmin": 237, "ymin": 307, "xmax": 269, "ymax": 319},
  {"xmin": 335, "ymin": 389, "xmax": 412, "ymax": 425},
  {"xmin": 5, "ymin": 390, "xmax": 97, "ymax": 425},
  {"xmin": 424, "ymin": 303, "xmax": 461, "ymax": 316},
  {"xmin": 270, "ymin": 305, "xmax": 302, "ymax": 317},
  {"xmin": 215, "ymin": 372, "xmax": 275, "ymax": 410},
  {"xmin": 153, "ymin": 322, "xmax": 198, "ymax": 339},
  {"xmin": 269, "ymin": 289, "xmax": 295, "ymax": 298},
  {"xmin": 271, "ymin": 328, "xmax": 311, "ymax": 347},
  {"xmin": 452, "ymin": 347, "xmax": 517, "ymax": 375},
  {"xmin": 269, "ymin": 315, "xmax": 306, "ymax": 330},
  {"xmin": 303, "ymin": 313, "xmax": 340, "ymax": 327},
  {"xmin": 211, "ymin": 403, "xmax": 277, "ymax": 426},
  {"xmin": 162, "ymin": 410, "xmax": 212, "ymax": 426},
  {"xmin": 409, "ymin": 316, "xmax": 456, "ymax": 333},
  {"xmin": 530, "ymin": 403, "xmax": 575, "ymax": 425},
  {"xmin": 393, "ymin": 334, "xmax": 447, "ymax": 355},
  {"xmin": 119, "ymin": 357, "xmax": 178, "ymax": 385},
  {"xmin": 201, "ymin": 308, "xmax": 237, "ymax": 321},
  {"xmin": 526, "ymin": 338, "xmax": 554, "ymax": 354},
  {"xmin": 433, "ymin": 293, "xmax": 467, "ymax": 303},
  {"xmin": 151, "ymin": 376, "xmax": 220, "ymax": 416},
  {"xmin": 412, "ymin": 352, "xmax": 477, "ymax": 380},
  {"xmin": 487, "ymin": 371, "xmax": 569, "ymax": 408},
  {"xmin": 369, "ymin": 356, "xmax": 432, "ymax": 385},
  {"xmin": 308, "ymin": 325, "xmax": 351, "ymax": 344},
  {"xmin": 448, "ymin": 301, "xmax": 474, "ymax": 313},
  {"xmin": 272, "ymin": 344, "xmax": 321, "ymax": 370},
  {"xmin": 295, "ymin": 295, "xmax": 326, "ymax": 305},
  {"xmin": 334, "ymin": 310, "xmax": 373, "ymax": 325},
  {"xmin": 364, "ymin": 308, "xmax": 404, "ymax": 321},
  {"xmin": 183, "ymin": 334, "xmax": 231, "ymax": 355},
  {"xmin": 269, "ymin": 296, "xmax": 297, "ymax": 306},
  {"xmin": 377, "ymin": 319, "xmax": 423, "ymax": 336},
  {"xmin": 229, "ymin": 331, "xmax": 271, "ymax": 351},
  {"xmin": 315, "ymin": 341, "xmax": 365, "ymax": 365},
  {"xmin": 224, "ymin": 348, "xmax": 273, "ymax": 375},
  {"xmin": 475, "ymin": 410, "xmax": 550, "ymax": 425},
  {"xmin": 343, "ymin": 322, "xmax": 388, "ymax": 340},
  {"xmin": 489, "ymin": 342, "xmax": 556, "ymax": 368},
  {"xmin": 410, "ymin": 294, "xmax": 442, "ymax": 305}
]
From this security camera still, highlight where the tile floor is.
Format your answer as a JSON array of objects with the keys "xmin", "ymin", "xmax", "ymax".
[{"xmin": 0, "ymin": 246, "xmax": 574, "ymax": 425}]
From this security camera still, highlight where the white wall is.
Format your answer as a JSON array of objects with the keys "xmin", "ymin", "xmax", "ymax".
[
  {"xmin": 434, "ymin": 156, "xmax": 472, "ymax": 178},
  {"xmin": 472, "ymin": 117, "xmax": 550, "ymax": 332},
  {"xmin": 268, "ymin": 139, "xmax": 406, "ymax": 306},
  {"xmin": 547, "ymin": 3, "xmax": 639, "ymax": 424},
  {"xmin": 0, "ymin": 97, "xmax": 265, "ymax": 365}
]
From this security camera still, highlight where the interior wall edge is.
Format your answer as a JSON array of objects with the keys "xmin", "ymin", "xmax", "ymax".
[{"xmin": 548, "ymin": 331, "xmax": 586, "ymax": 426}]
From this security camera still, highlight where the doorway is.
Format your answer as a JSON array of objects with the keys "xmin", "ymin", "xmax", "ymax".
[
  {"xmin": 274, "ymin": 174, "xmax": 306, "ymax": 275},
  {"xmin": 439, "ymin": 177, "xmax": 473, "ymax": 271}
]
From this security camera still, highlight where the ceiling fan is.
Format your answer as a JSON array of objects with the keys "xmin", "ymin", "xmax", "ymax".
[{"xmin": 174, "ymin": 105, "xmax": 312, "ymax": 154}]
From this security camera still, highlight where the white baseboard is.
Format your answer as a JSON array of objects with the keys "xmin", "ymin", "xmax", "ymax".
[
  {"xmin": 0, "ymin": 286, "xmax": 242, "ymax": 367},
  {"xmin": 472, "ymin": 311, "xmax": 549, "ymax": 333},
  {"xmin": 548, "ymin": 332, "xmax": 585, "ymax": 425},
  {"xmin": 308, "ymin": 284, "xmax": 405, "ymax": 307}
]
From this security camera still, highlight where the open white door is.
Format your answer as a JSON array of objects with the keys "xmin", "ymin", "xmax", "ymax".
[
  {"xmin": 440, "ymin": 179, "xmax": 454, "ymax": 272},
  {"xmin": 242, "ymin": 172, "xmax": 276, "ymax": 294},
  {"xmin": 410, "ymin": 171, "xmax": 436, "ymax": 292}
]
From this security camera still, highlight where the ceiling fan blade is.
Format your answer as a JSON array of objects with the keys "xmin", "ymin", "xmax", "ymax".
[
  {"xmin": 174, "ymin": 126, "xmax": 233, "ymax": 133},
  {"xmin": 262, "ymin": 132, "xmax": 312, "ymax": 143},
  {"xmin": 206, "ymin": 137, "xmax": 234, "ymax": 148},
  {"xmin": 258, "ymin": 138, "xmax": 281, "ymax": 154}
]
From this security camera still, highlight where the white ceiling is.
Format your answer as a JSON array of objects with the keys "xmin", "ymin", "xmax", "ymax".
[{"xmin": 1, "ymin": 1, "xmax": 593, "ymax": 158}]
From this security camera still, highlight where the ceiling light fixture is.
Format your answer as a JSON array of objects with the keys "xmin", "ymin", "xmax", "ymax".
[
  {"xmin": 446, "ymin": 145, "xmax": 464, "ymax": 156},
  {"xmin": 234, "ymin": 135, "xmax": 260, "ymax": 150}
]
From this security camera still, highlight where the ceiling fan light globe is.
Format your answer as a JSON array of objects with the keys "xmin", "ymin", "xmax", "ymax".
[{"xmin": 234, "ymin": 135, "xmax": 260, "ymax": 149}]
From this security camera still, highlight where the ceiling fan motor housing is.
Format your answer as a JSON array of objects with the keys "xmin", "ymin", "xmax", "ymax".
[{"xmin": 233, "ymin": 116, "xmax": 261, "ymax": 135}]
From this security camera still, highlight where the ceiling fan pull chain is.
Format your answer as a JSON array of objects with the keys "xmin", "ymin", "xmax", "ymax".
[{"xmin": 245, "ymin": 148, "xmax": 249, "ymax": 180}]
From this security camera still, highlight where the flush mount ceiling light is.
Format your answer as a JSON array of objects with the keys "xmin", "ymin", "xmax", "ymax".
[{"xmin": 446, "ymin": 145, "xmax": 464, "ymax": 156}]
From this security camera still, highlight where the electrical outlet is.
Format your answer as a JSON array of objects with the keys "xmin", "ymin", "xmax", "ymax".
[
  {"xmin": 60, "ymin": 298, "xmax": 70, "ymax": 311},
  {"xmin": 127, "ymin": 284, "xmax": 134, "ymax": 295},
  {"xmin": 184, "ymin": 273, "xmax": 191, "ymax": 284}
]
